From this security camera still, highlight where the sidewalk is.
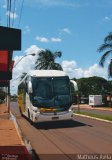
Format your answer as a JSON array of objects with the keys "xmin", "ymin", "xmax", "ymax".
[{"xmin": 0, "ymin": 104, "xmax": 32, "ymax": 160}]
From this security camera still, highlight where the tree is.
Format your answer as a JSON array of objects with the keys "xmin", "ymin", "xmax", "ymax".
[
  {"xmin": 98, "ymin": 32, "xmax": 112, "ymax": 78},
  {"xmin": 35, "ymin": 49, "xmax": 63, "ymax": 70},
  {"xmin": 20, "ymin": 72, "xmax": 27, "ymax": 80},
  {"xmin": 0, "ymin": 88, "xmax": 5, "ymax": 102},
  {"xmin": 10, "ymin": 94, "xmax": 17, "ymax": 102},
  {"xmin": 74, "ymin": 76, "xmax": 111, "ymax": 97}
]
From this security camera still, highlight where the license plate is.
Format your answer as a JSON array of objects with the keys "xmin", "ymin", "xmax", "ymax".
[{"xmin": 52, "ymin": 117, "xmax": 59, "ymax": 120}]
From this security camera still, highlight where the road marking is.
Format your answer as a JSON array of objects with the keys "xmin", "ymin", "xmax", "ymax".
[{"xmin": 74, "ymin": 113, "xmax": 112, "ymax": 124}]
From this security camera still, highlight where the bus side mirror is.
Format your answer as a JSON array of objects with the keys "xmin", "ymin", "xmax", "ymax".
[
  {"xmin": 70, "ymin": 80, "xmax": 78, "ymax": 104},
  {"xmin": 28, "ymin": 81, "xmax": 33, "ymax": 94},
  {"xmin": 70, "ymin": 80, "xmax": 78, "ymax": 91}
]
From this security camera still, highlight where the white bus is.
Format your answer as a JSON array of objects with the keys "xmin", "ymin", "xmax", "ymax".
[{"xmin": 18, "ymin": 70, "xmax": 78, "ymax": 123}]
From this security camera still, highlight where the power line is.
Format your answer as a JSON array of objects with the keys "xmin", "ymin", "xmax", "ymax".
[
  {"xmin": 0, "ymin": 1, "xmax": 2, "ymax": 26},
  {"xmin": 0, "ymin": 16, "xmax": 1, "ymax": 26},
  {"xmin": 18, "ymin": 0, "xmax": 24, "ymax": 28},
  {"xmin": 12, "ymin": 0, "xmax": 16, "ymax": 27},
  {"xmin": 7, "ymin": 0, "xmax": 9, "ymax": 27},
  {"xmin": 7, "ymin": 0, "xmax": 12, "ymax": 28},
  {"xmin": 9, "ymin": 0, "xmax": 11, "ymax": 27},
  {"xmin": 11, "ymin": 76, "xmax": 21, "ymax": 81},
  {"xmin": 7, "ymin": 0, "xmax": 25, "ymax": 28}
]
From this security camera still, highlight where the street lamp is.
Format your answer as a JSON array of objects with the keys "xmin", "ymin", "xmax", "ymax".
[
  {"xmin": 7, "ymin": 53, "xmax": 36, "ymax": 113},
  {"xmin": 11, "ymin": 53, "xmax": 36, "ymax": 81},
  {"xmin": 14, "ymin": 53, "xmax": 36, "ymax": 68}
]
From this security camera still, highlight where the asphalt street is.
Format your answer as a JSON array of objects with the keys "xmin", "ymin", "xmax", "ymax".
[{"xmin": 10, "ymin": 102, "xmax": 112, "ymax": 160}]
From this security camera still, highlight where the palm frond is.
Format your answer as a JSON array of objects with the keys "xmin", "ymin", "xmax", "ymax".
[
  {"xmin": 55, "ymin": 63, "xmax": 63, "ymax": 70},
  {"xmin": 108, "ymin": 59, "xmax": 112, "ymax": 78},
  {"xmin": 35, "ymin": 49, "xmax": 63, "ymax": 70},
  {"xmin": 20, "ymin": 72, "xmax": 27, "ymax": 80},
  {"xmin": 35, "ymin": 62, "xmax": 47, "ymax": 69},
  {"xmin": 104, "ymin": 32, "xmax": 112, "ymax": 43},
  {"xmin": 97, "ymin": 43, "xmax": 112, "ymax": 52},
  {"xmin": 54, "ymin": 51, "xmax": 62, "ymax": 59},
  {"xmin": 50, "ymin": 62, "xmax": 63, "ymax": 70},
  {"xmin": 99, "ymin": 50, "xmax": 112, "ymax": 67}
]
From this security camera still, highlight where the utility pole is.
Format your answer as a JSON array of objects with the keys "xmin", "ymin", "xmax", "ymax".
[
  {"xmin": 7, "ymin": 83, "xmax": 10, "ymax": 113},
  {"xmin": 7, "ymin": 51, "xmax": 12, "ymax": 113},
  {"xmin": 77, "ymin": 94, "xmax": 80, "ymax": 112}
]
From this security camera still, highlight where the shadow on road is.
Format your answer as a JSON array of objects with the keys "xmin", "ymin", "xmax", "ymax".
[{"xmin": 33, "ymin": 120, "xmax": 87, "ymax": 130}]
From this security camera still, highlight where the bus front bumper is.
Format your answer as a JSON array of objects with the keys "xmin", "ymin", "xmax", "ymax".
[{"xmin": 33, "ymin": 110, "xmax": 73, "ymax": 123}]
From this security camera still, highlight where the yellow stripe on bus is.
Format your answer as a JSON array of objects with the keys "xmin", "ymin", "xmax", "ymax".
[{"xmin": 39, "ymin": 108, "xmax": 57, "ymax": 112}]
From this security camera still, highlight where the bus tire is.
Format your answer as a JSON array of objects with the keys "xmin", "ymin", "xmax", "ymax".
[{"xmin": 19, "ymin": 107, "xmax": 23, "ymax": 116}]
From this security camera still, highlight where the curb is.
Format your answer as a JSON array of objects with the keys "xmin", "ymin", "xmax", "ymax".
[
  {"xmin": 74, "ymin": 113, "xmax": 112, "ymax": 124},
  {"xmin": 10, "ymin": 113, "xmax": 24, "ymax": 145},
  {"xmin": 10, "ymin": 113, "xmax": 32, "ymax": 160}
]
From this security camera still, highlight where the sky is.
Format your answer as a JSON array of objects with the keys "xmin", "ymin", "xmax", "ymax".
[{"xmin": 0, "ymin": 0, "xmax": 112, "ymax": 94}]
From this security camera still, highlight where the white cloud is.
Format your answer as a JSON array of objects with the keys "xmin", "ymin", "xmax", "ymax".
[
  {"xmin": 2, "ymin": 4, "xmax": 7, "ymax": 8},
  {"xmin": 62, "ymin": 60, "xmax": 77, "ymax": 70},
  {"xmin": 11, "ymin": 45, "xmax": 42, "ymax": 94},
  {"xmin": 2, "ymin": 0, "xmax": 7, "ymax": 8},
  {"xmin": 23, "ymin": 26, "xmax": 31, "ymax": 34},
  {"xmin": 105, "ymin": 16, "xmax": 111, "ymax": 20},
  {"xmin": 61, "ymin": 28, "xmax": 71, "ymax": 34},
  {"xmin": 27, "ymin": 0, "xmax": 82, "ymax": 8},
  {"xmin": 62, "ymin": 60, "xmax": 82, "ymax": 78},
  {"xmin": 61, "ymin": 60, "xmax": 107, "ymax": 79},
  {"xmin": 51, "ymin": 37, "xmax": 62, "ymax": 42},
  {"xmin": 11, "ymin": 57, "xmax": 108, "ymax": 94},
  {"xmin": 24, "ymin": 45, "xmax": 42, "ymax": 55},
  {"xmin": 36, "ymin": 36, "xmax": 49, "ymax": 43},
  {"xmin": 6, "ymin": 11, "xmax": 18, "ymax": 19},
  {"xmin": 103, "ymin": 16, "xmax": 111, "ymax": 22},
  {"xmin": 83, "ymin": 64, "xmax": 107, "ymax": 78},
  {"xmin": 36, "ymin": 36, "xmax": 62, "ymax": 43},
  {"xmin": 61, "ymin": 60, "xmax": 77, "ymax": 78}
]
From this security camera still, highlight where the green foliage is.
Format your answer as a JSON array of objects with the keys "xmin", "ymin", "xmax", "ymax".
[
  {"xmin": 20, "ymin": 72, "xmax": 27, "ymax": 80},
  {"xmin": 73, "ymin": 76, "xmax": 112, "ymax": 97},
  {"xmin": 98, "ymin": 32, "xmax": 112, "ymax": 78},
  {"xmin": 10, "ymin": 94, "xmax": 17, "ymax": 102},
  {"xmin": 76, "ymin": 111, "xmax": 112, "ymax": 121},
  {"xmin": 0, "ymin": 89, "xmax": 5, "ymax": 101},
  {"xmin": 35, "ymin": 49, "xmax": 63, "ymax": 70},
  {"xmin": 108, "ymin": 59, "xmax": 112, "ymax": 78}
]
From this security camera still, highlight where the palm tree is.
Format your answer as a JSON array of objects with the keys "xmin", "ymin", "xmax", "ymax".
[
  {"xmin": 35, "ymin": 49, "xmax": 63, "ymax": 70},
  {"xmin": 98, "ymin": 32, "xmax": 112, "ymax": 78},
  {"xmin": 20, "ymin": 72, "xmax": 27, "ymax": 81}
]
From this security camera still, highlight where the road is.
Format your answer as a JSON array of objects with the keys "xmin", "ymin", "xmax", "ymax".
[{"xmin": 10, "ymin": 102, "xmax": 112, "ymax": 160}]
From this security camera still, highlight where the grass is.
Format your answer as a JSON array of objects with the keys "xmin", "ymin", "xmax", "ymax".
[{"xmin": 75, "ymin": 111, "xmax": 112, "ymax": 122}]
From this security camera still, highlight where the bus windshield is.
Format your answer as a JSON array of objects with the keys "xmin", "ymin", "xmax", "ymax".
[{"xmin": 31, "ymin": 77, "xmax": 71, "ymax": 109}]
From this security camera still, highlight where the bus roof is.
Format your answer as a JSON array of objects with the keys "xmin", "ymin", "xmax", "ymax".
[{"xmin": 28, "ymin": 70, "xmax": 68, "ymax": 77}]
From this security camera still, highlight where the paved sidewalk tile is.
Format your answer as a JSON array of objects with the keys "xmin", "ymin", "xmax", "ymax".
[
  {"xmin": 0, "ymin": 104, "xmax": 32, "ymax": 160},
  {"xmin": 0, "ymin": 119, "xmax": 22, "ymax": 146}
]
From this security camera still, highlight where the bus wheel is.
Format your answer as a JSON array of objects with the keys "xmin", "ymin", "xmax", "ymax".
[
  {"xmin": 28, "ymin": 110, "xmax": 30, "ymax": 119},
  {"xmin": 19, "ymin": 108, "xmax": 23, "ymax": 116}
]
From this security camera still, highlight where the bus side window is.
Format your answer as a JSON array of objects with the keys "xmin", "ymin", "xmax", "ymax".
[{"xmin": 19, "ymin": 82, "xmax": 26, "ymax": 104}]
